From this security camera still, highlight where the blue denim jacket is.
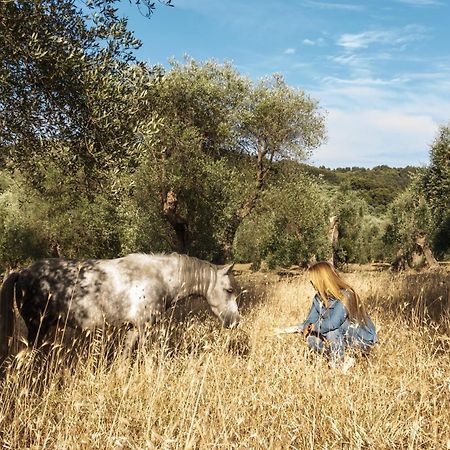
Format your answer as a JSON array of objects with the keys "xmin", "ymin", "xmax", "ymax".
[{"xmin": 299, "ymin": 293, "xmax": 377, "ymax": 347}]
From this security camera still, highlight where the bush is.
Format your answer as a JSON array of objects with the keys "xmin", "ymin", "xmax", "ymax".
[{"xmin": 234, "ymin": 171, "xmax": 330, "ymax": 267}]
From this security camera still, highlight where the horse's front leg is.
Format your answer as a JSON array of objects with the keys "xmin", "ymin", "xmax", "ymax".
[
  {"xmin": 123, "ymin": 322, "xmax": 147, "ymax": 361},
  {"xmin": 124, "ymin": 326, "xmax": 139, "ymax": 356},
  {"xmin": 123, "ymin": 304, "xmax": 166, "ymax": 361}
]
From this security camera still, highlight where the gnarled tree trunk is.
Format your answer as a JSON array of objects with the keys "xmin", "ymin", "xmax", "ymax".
[
  {"xmin": 392, "ymin": 248, "xmax": 407, "ymax": 271},
  {"xmin": 163, "ymin": 190, "xmax": 189, "ymax": 253},
  {"xmin": 415, "ymin": 234, "xmax": 438, "ymax": 269},
  {"xmin": 221, "ymin": 143, "xmax": 271, "ymax": 262}
]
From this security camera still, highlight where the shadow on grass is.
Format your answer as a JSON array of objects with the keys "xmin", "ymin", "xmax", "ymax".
[
  {"xmin": 235, "ymin": 271, "xmax": 282, "ymax": 314},
  {"xmin": 367, "ymin": 271, "xmax": 449, "ymax": 330}
]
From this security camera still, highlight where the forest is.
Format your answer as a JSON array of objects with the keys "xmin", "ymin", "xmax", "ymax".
[{"xmin": 1, "ymin": 0, "xmax": 449, "ymax": 272}]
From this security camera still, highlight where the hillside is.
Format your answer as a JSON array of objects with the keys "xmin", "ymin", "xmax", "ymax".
[{"xmin": 300, "ymin": 164, "xmax": 418, "ymax": 211}]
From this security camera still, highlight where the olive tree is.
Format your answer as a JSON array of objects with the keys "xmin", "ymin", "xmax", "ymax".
[
  {"xmin": 0, "ymin": 0, "xmax": 163, "ymax": 187},
  {"xmin": 136, "ymin": 59, "xmax": 251, "ymax": 257},
  {"xmin": 0, "ymin": 0, "xmax": 162, "ymax": 263},
  {"xmin": 234, "ymin": 167, "xmax": 331, "ymax": 268},
  {"xmin": 420, "ymin": 124, "xmax": 450, "ymax": 258},
  {"xmin": 223, "ymin": 74, "xmax": 327, "ymax": 258},
  {"xmin": 141, "ymin": 61, "xmax": 326, "ymax": 260}
]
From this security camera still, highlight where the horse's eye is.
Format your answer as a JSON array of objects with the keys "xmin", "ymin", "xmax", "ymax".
[{"xmin": 226, "ymin": 288, "xmax": 233, "ymax": 294}]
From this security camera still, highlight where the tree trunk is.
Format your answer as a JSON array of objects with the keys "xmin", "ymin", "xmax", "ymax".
[
  {"xmin": 327, "ymin": 216, "xmax": 339, "ymax": 267},
  {"xmin": 163, "ymin": 190, "xmax": 189, "ymax": 253},
  {"xmin": 222, "ymin": 144, "xmax": 269, "ymax": 262},
  {"xmin": 221, "ymin": 193, "xmax": 259, "ymax": 263},
  {"xmin": 392, "ymin": 248, "xmax": 407, "ymax": 271},
  {"xmin": 415, "ymin": 234, "xmax": 438, "ymax": 269}
]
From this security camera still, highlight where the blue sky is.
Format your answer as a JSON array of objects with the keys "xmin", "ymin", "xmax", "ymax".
[{"xmin": 118, "ymin": 0, "xmax": 450, "ymax": 168}]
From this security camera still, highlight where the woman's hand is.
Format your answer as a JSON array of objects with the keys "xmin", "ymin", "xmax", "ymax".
[{"xmin": 302, "ymin": 323, "xmax": 315, "ymax": 339}]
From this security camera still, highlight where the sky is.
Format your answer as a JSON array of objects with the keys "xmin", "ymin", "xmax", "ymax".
[{"xmin": 118, "ymin": 0, "xmax": 450, "ymax": 168}]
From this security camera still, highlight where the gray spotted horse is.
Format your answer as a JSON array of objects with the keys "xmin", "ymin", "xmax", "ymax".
[{"xmin": 0, "ymin": 253, "xmax": 241, "ymax": 361}]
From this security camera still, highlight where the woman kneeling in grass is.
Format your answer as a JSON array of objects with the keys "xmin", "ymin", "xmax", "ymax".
[{"xmin": 275, "ymin": 261, "xmax": 377, "ymax": 372}]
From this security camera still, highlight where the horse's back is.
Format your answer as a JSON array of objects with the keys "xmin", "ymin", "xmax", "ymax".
[
  {"xmin": 23, "ymin": 258, "xmax": 101, "ymax": 296},
  {"xmin": 95, "ymin": 253, "xmax": 179, "ymax": 317},
  {"xmin": 18, "ymin": 254, "xmax": 180, "ymax": 327}
]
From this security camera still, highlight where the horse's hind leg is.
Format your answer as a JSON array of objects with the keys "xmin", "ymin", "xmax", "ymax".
[
  {"xmin": 16, "ymin": 286, "xmax": 53, "ymax": 350},
  {"xmin": 25, "ymin": 317, "xmax": 52, "ymax": 350}
]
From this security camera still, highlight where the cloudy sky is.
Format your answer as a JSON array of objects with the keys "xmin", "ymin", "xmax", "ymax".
[{"xmin": 119, "ymin": 0, "xmax": 450, "ymax": 168}]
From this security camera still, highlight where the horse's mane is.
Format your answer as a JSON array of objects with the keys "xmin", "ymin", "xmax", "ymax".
[
  {"xmin": 126, "ymin": 252, "xmax": 218, "ymax": 297},
  {"xmin": 177, "ymin": 254, "xmax": 217, "ymax": 297}
]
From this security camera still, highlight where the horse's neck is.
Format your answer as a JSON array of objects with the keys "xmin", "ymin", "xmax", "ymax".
[{"xmin": 176, "ymin": 257, "xmax": 213, "ymax": 300}]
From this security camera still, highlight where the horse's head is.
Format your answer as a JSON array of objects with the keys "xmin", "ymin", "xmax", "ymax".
[{"xmin": 207, "ymin": 263, "xmax": 240, "ymax": 329}]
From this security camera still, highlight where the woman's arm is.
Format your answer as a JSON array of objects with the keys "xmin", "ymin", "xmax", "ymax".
[
  {"xmin": 301, "ymin": 295, "xmax": 320, "ymax": 327},
  {"xmin": 274, "ymin": 296, "xmax": 320, "ymax": 335},
  {"xmin": 314, "ymin": 301, "xmax": 347, "ymax": 334}
]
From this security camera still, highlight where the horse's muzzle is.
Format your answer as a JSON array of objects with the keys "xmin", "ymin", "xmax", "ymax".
[{"xmin": 222, "ymin": 312, "xmax": 240, "ymax": 329}]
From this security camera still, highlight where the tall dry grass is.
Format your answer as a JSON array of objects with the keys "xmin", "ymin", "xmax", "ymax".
[{"xmin": 0, "ymin": 270, "xmax": 449, "ymax": 449}]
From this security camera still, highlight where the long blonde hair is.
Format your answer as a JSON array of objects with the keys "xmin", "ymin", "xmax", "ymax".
[{"xmin": 308, "ymin": 261, "xmax": 368, "ymax": 325}]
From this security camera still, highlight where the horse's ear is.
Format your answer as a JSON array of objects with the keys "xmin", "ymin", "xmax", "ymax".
[{"xmin": 222, "ymin": 263, "xmax": 235, "ymax": 275}]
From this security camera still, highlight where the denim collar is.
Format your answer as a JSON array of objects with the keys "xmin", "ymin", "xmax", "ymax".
[{"xmin": 314, "ymin": 294, "xmax": 339, "ymax": 309}]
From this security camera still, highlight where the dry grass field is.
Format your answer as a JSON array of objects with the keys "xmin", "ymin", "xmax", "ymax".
[{"xmin": 1, "ymin": 269, "xmax": 449, "ymax": 449}]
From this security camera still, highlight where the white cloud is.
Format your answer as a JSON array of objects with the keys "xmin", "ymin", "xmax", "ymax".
[
  {"xmin": 337, "ymin": 25, "xmax": 427, "ymax": 50},
  {"xmin": 329, "ymin": 53, "xmax": 359, "ymax": 65},
  {"xmin": 302, "ymin": 37, "xmax": 325, "ymax": 46},
  {"xmin": 322, "ymin": 76, "xmax": 405, "ymax": 86},
  {"xmin": 284, "ymin": 48, "xmax": 296, "ymax": 55},
  {"xmin": 396, "ymin": 0, "xmax": 443, "ymax": 6},
  {"xmin": 327, "ymin": 51, "xmax": 398, "ymax": 81},
  {"xmin": 302, "ymin": 1, "xmax": 365, "ymax": 11},
  {"xmin": 312, "ymin": 108, "xmax": 437, "ymax": 167},
  {"xmin": 338, "ymin": 31, "xmax": 386, "ymax": 49},
  {"xmin": 309, "ymin": 74, "xmax": 450, "ymax": 167}
]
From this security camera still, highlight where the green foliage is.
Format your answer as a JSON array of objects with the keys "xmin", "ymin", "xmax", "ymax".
[
  {"xmin": 383, "ymin": 178, "xmax": 433, "ymax": 261},
  {"xmin": 382, "ymin": 126, "xmax": 450, "ymax": 261},
  {"xmin": 239, "ymin": 74, "xmax": 326, "ymax": 160},
  {"xmin": 0, "ymin": 166, "xmax": 123, "ymax": 266},
  {"xmin": 222, "ymin": 72, "xmax": 326, "ymax": 257},
  {"xmin": 234, "ymin": 170, "xmax": 330, "ymax": 267},
  {"xmin": 151, "ymin": 58, "xmax": 250, "ymax": 155},
  {"xmin": 0, "ymin": 0, "xmax": 164, "ymax": 266},
  {"xmin": 2, "ymin": 1, "xmax": 441, "ymax": 270},
  {"xmin": 420, "ymin": 125, "xmax": 450, "ymax": 257},
  {"xmin": 0, "ymin": 173, "xmax": 48, "ymax": 269},
  {"xmin": 137, "ymin": 59, "xmax": 326, "ymax": 260},
  {"xmin": 0, "ymin": 0, "xmax": 160, "ymax": 188},
  {"xmin": 1, "ymin": 0, "xmax": 328, "ymax": 268},
  {"xmin": 134, "ymin": 59, "xmax": 254, "ymax": 258},
  {"xmin": 325, "ymin": 188, "xmax": 392, "ymax": 264}
]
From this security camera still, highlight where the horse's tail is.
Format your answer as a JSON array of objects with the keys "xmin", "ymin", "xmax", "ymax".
[{"xmin": 0, "ymin": 272, "xmax": 19, "ymax": 361}]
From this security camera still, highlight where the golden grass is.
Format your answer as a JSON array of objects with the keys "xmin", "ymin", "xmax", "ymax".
[{"xmin": 1, "ymin": 271, "xmax": 449, "ymax": 449}]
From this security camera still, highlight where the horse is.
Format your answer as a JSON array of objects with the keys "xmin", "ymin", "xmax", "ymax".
[{"xmin": 0, "ymin": 253, "xmax": 241, "ymax": 361}]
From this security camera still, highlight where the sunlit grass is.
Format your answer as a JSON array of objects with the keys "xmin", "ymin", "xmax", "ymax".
[{"xmin": 1, "ymin": 271, "xmax": 449, "ymax": 449}]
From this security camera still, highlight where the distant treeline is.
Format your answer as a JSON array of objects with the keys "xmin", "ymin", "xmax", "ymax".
[{"xmin": 301, "ymin": 165, "xmax": 418, "ymax": 211}]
